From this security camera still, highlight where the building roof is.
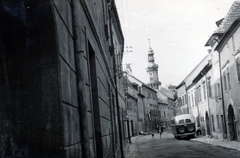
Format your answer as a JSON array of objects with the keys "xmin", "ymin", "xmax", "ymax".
[
  {"xmin": 177, "ymin": 54, "xmax": 211, "ymax": 89},
  {"xmin": 168, "ymin": 85, "xmax": 177, "ymax": 90},
  {"xmin": 142, "ymin": 84, "xmax": 158, "ymax": 93},
  {"xmin": 192, "ymin": 61, "xmax": 212, "ymax": 84},
  {"xmin": 158, "ymin": 86, "xmax": 176, "ymax": 100},
  {"xmin": 155, "ymin": 89, "xmax": 168, "ymax": 104},
  {"xmin": 214, "ymin": 0, "xmax": 240, "ymax": 34},
  {"xmin": 127, "ymin": 74, "xmax": 145, "ymax": 85}
]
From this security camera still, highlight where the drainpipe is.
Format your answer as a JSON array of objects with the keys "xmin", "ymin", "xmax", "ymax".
[
  {"xmin": 109, "ymin": 1, "xmax": 124, "ymax": 157},
  {"xmin": 72, "ymin": 1, "xmax": 90, "ymax": 157},
  {"xmin": 218, "ymin": 51, "xmax": 227, "ymax": 139},
  {"xmin": 196, "ymin": 86, "xmax": 201, "ymax": 130},
  {"xmin": 184, "ymin": 82, "xmax": 189, "ymax": 114}
]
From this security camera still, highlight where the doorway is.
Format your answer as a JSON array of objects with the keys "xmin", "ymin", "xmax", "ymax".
[
  {"xmin": 228, "ymin": 105, "xmax": 237, "ymax": 140},
  {"xmin": 205, "ymin": 112, "xmax": 211, "ymax": 136}
]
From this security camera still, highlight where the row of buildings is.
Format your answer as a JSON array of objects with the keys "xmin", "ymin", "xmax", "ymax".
[
  {"xmin": 123, "ymin": 41, "xmax": 177, "ymax": 137},
  {"xmin": 175, "ymin": 0, "xmax": 240, "ymax": 141},
  {"xmin": 0, "ymin": 0, "xmax": 177, "ymax": 157}
]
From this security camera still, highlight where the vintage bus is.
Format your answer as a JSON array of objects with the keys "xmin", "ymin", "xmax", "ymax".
[{"xmin": 170, "ymin": 114, "xmax": 196, "ymax": 139}]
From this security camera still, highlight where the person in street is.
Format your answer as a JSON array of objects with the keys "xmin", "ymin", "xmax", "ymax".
[
  {"xmin": 159, "ymin": 125, "xmax": 164, "ymax": 139},
  {"xmin": 161, "ymin": 125, "xmax": 164, "ymax": 133}
]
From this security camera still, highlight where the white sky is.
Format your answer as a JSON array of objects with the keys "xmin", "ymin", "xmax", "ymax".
[{"xmin": 115, "ymin": 0, "xmax": 235, "ymax": 87}]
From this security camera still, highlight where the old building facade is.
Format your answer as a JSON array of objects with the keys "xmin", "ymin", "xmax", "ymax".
[
  {"xmin": 214, "ymin": 1, "xmax": 240, "ymax": 141},
  {"xmin": 175, "ymin": 0, "xmax": 240, "ymax": 142}
]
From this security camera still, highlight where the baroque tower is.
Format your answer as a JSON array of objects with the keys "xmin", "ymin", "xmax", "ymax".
[{"xmin": 146, "ymin": 39, "xmax": 161, "ymax": 89}]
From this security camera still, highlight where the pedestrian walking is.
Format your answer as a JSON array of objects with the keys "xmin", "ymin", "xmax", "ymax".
[
  {"xmin": 161, "ymin": 125, "xmax": 164, "ymax": 133},
  {"xmin": 159, "ymin": 125, "xmax": 164, "ymax": 139}
]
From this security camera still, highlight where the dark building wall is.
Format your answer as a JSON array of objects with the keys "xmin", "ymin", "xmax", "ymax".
[
  {"xmin": 0, "ymin": 0, "xmax": 124, "ymax": 158},
  {"xmin": 0, "ymin": 0, "xmax": 63, "ymax": 157},
  {"xmin": 52, "ymin": 0, "xmax": 82, "ymax": 157}
]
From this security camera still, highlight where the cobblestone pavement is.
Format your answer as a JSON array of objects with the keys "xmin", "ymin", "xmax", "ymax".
[{"xmin": 125, "ymin": 129, "xmax": 240, "ymax": 157}]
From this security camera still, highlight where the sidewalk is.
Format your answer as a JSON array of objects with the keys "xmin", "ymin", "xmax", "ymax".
[
  {"xmin": 124, "ymin": 135, "xmax": 142, "ymax": 158},
  {"xmin": 191, "ymin": 136, "xmax": 240, "ymax": 151}
]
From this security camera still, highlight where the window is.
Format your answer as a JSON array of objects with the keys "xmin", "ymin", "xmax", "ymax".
[
  {"xmin": 217, "ymin": 115, "xmax": 220, "ymax": 129},
  {"xmin": 203, "ymin": 83, "xmax": 206, "ymax": 100},
  {"xmin": 236, "ymin": 57, "xmax": 240, "ymax": 82},
  {"xmin": 188, "ymin": 95, "xmax": 191, "ymax": 107},
  {"xmin": 179, "ymin": 119, "xmax": 184, "ymax": 124},
  {"xmin": 227, "ymin": 67, "xmax": 231, "ymax": 88},
  {"xmin": 128, "ymin": 101, "xmax": 132, "ymax": 110},
  {"xmin": 212, "ymin": 115, "xmax": 215, "ymax": 132},
  {"xmin": 215, "ymin": 83, "xmax": 221, "ymax": 98},
  {"xmin": 185, "ymin": 94, "xmax": 187, "ymax": 105},
  {"xmin": 223, "ymin": 71, "xmax": 227, "ymax": 90},
  {"xmin": 191, "ymin": 93, "xmax": 194, "ymax": 106},
  {"xmin": 179, "ymin": 97, "xmax": 182, "ymax": 106},
  {"xmin": 221, "ymin": 115, "xmax": 224, "ymax": 132},
  {"xmin": 182, "ymin": 96, "xmax": 185, "ymax": 105},
  {"xmin": 195, "ymin": 88, "xmax": 198, "ymax": 104},
  {"xmin": 185, "ymin": 119, "xmax": 191, "ymax": 123},
  {"xmin": 207, "ymin": 79, "xmax": 212, "ymax": 97},
  {"xmin": 199, "ymin": 86, "xmax": 202, "ymax": 102}
]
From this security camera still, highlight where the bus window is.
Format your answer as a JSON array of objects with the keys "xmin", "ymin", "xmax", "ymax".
[
  {"xmin": 179, "ymin": 119, "xmax": 184, "ymax": 124},
  {"xmin": 185, "ymin": 119, "xmax": 191, "ymax": 123}
]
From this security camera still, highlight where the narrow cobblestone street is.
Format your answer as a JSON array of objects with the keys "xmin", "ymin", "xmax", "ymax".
[{"xmin": 125, "ymin": 128, "xmax": 240, "ymax": 158}]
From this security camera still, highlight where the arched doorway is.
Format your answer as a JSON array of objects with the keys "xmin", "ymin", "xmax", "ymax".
[
  {"xmin": 228, "ymin": 105, "xmax": 237, "ymax": 140},
  {"xmin": 205, "ymin": 112, "xmax": 211, "ymax": 136}
]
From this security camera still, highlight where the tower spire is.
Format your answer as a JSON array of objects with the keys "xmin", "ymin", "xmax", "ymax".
[{"xmin": 146, "ymin": 39, "xmax": 161, "ymax": 89}]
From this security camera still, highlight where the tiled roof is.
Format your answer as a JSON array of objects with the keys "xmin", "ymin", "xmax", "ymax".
[{"xmin": 214, "ymin": 0, "xmax": 240, "ymax": 34}]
